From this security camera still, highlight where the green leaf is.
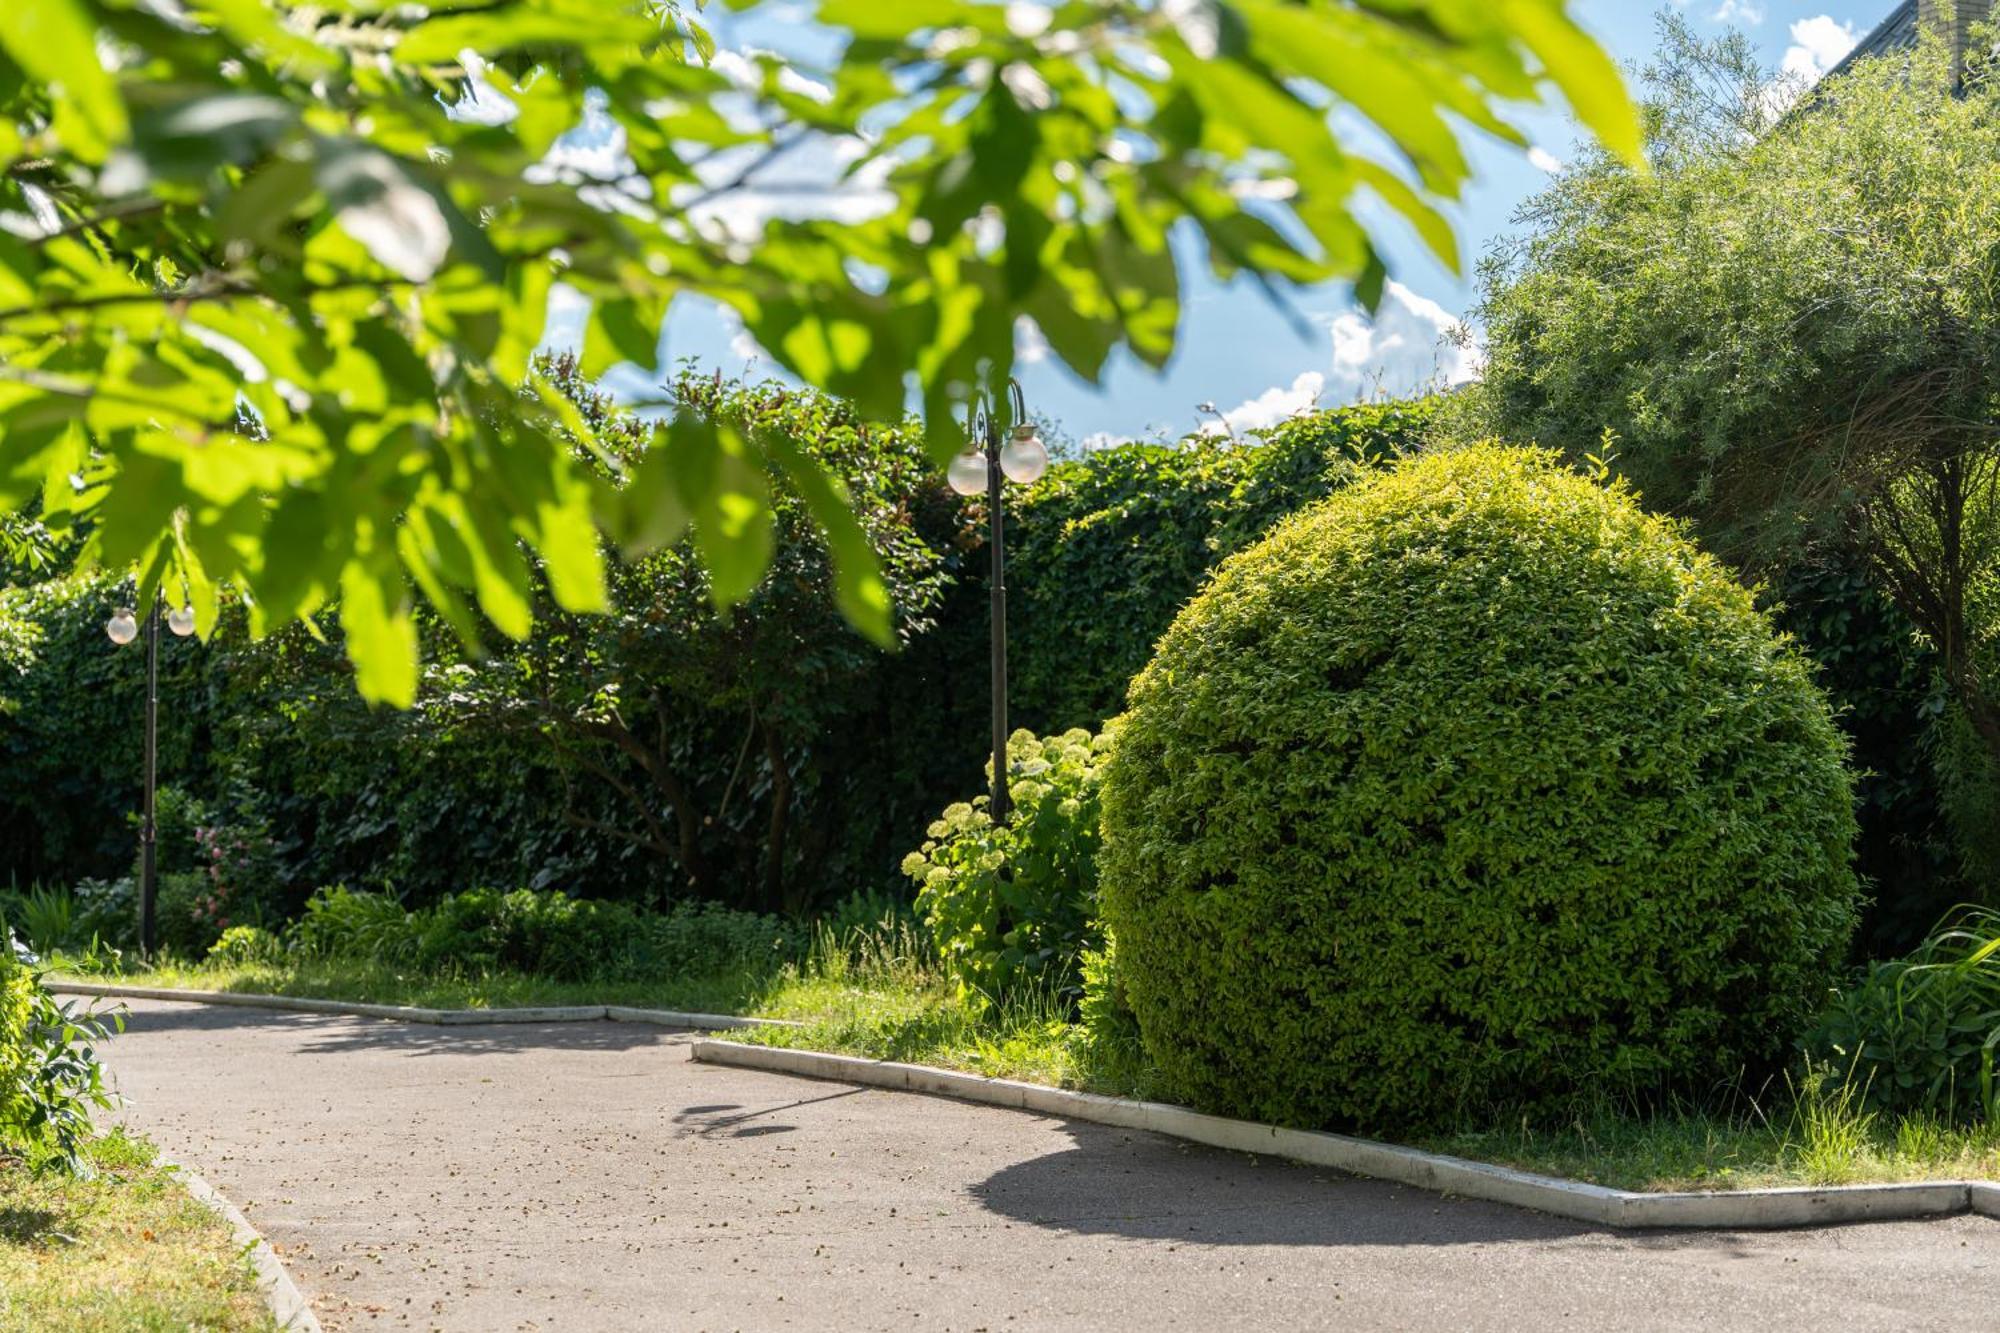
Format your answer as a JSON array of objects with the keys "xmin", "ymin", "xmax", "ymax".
[
  {"xmin": 665, "ymin": 414, "xmax": 773, "ymax": 610},
  {"xmin": 1498, "ymin": 0, "xmax": 1644, "ymax": 168},
  {"xmin": 766, "ymin": 432, "xmax": 893, "ymax": 646},
  {"xmin": 582, "ymin": 296, "xmax": 663, "ymax": 377},
  {"xmin": 0, "ymin": 0, "xmax": 126, "ymax": 157},
  {"xmin": 339, "ymin": 548, "xmax": 420, "ymax": 708},
  {"xmin": 130, "ymin": 93, "xmax": 299, "ymax": 181}
]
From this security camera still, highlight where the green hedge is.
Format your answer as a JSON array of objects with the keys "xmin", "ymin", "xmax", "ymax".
[
  {"xmin": 1099, "ymin": 445, "xmax": 1862, "ymax": 1131},
  {"xmin": 0, "ymin": 396, "xmax": 1427, "ymax": 919},
  {"xmin": 1005, "ymin": 401, "xmax": 1431, "ymax": 732}
]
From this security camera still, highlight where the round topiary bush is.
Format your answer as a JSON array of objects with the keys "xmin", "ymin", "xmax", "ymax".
[{"xmin": 1098, "ymin": 445, "xmax": 1860, "ymax": 1132}]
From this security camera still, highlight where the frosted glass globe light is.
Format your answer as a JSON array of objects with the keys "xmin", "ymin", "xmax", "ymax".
[
  {"xmin": 106, "ymin": 608, "xmax": 139, "ymax": 645},
  {"xmin": 167, "ymin": 606, "xmax": 197, "ymax": 637},
  {"xmin": 999, "ymin": 425, "xmax": 1048, "ymax": 485},
  {"xmin": 947, "ymin": 447, "xmax": 989, "ymax": 497}
]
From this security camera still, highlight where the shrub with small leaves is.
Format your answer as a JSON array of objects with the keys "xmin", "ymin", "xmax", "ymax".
[
  {"xmin": 1100, "ymin": 445, "xmax": 1861, "ymax": 1132},
  {"xmin": 903, "ymin": 727, "xmax": 1113, "ymax": 1008}
]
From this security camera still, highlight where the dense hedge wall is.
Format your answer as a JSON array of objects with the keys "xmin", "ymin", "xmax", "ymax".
[
  {"xmin": 0, "ymin": 396, "xmax": 1428, "ymax": 915},
  {"xmin": 1005, "ymin": 401, "xmax": 1433, "ymax": 733},
  {"xmin": 1099, "ymin": 446, "xmax": 1861, "ymax": 1130}
]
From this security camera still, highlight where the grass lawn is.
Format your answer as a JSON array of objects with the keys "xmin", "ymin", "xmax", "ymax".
[
  {"xmin": 0, "ymin": 1129, "xmax": 275, "ymax": 1332},
  {"xmin": 62, "ymin": 938, "xmax": 2000, "ymax": 1196}
]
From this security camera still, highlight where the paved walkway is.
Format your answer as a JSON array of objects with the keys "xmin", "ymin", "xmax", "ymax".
[{"xmin": 100, "ymin": 998, "xmax": 1998, "ymax": 1331}]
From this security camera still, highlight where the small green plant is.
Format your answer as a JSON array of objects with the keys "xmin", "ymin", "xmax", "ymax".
[
  {"xmin": 10, "ymin": 885, "xmax": 76, "ymax": 957},
  {"xmin": 1788, "ymin": 1066, "xmax": 1878, "ymax": 1186},
  {"xmin": 205, "ymin": 925, "xmax": 283, "ymax": 968},
  {"xmin": 903, "ymin": 727, "xmax": 1114, "ymax": 1010},
  {"xmin": 1074, "ymin": 938, "xmax": 1149, "ymax": 1094},
  {"xmin": 1809, "ymin": 906, "xmax": 2000, "ymax": 1122},
  {"xmin": 0, "ymin": 927, "xmax": 121, "ymax": 1174}
]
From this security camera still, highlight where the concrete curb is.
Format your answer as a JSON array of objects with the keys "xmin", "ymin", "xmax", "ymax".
[
  {"xmin": 690, "ymin": 1039, "xmax": 1996, "ymax": 1233},
  {"xmin": 49, "ymin": 981, "xmax": 792, "ymax": 1031},
  {"xmin": 172, "ymin": 1159, "xmax": 321, "ymax": 1332}
]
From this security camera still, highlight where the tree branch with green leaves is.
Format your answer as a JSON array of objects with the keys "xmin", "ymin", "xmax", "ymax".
[{"xmin": 0, "ymin": 0, "xmax": 1637, "ymax": 703}]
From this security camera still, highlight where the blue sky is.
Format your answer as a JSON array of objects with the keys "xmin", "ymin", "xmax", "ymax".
[{"xmin": 612, "ymin": 2, "xmax": 1893, "ymax": 445}]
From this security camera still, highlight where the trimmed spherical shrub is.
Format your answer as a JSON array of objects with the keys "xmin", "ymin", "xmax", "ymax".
[{"xmin": 1098, "ymin": 445, "xmax": 1860, "ymax": 1132}]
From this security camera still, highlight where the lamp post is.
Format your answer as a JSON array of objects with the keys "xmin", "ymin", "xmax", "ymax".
[
  {"xmin": 946, "ymin": 379, "xmax": 1048, "ymax": 824},
  {"xmin": 105, "ymin": 597, "xmax": 196, "ymax": 959}
]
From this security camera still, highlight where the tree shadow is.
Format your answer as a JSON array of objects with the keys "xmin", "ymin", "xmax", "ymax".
[
  {"xmin": 102, "ymin": 998, "xmax": 689, "ymax": 1057},
  {"xmin": 0, "ymin": 1207, "xmax": 61, "ymax": 1246},
  {"xmin": 972, "ymin": 1119, "xmax": 1611, "ymax": 1249}
]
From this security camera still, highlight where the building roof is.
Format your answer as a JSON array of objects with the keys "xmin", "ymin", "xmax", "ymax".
[{"xmin": 1825, "ymin": 2, "xmax": 1919, "ymax": 83}]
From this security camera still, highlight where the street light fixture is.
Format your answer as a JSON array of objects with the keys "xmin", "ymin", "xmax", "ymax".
[
  {"xmin": 948, "ymin": 378, "xmax": 1047, "ymax": 824},
  {"xmin": 106, "ymin": 596, "xmax": 196, "ymax": 959}
]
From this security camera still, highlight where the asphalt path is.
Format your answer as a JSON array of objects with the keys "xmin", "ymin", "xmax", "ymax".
[{"xmin": 99, "ymin": 997, "xmax": 2000, "ymax": 1331}]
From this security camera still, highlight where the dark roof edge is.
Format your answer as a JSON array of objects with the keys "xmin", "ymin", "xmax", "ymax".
[{"xmin": 1822, "ymin": 1, "xmax": 1919, "ymax": 84}]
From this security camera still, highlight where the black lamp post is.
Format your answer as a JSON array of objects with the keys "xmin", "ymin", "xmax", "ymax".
[
  {"xmin": 946, "ymin": 379, "xmax": 1048, "ymax": 824},
  {"xmin": 106, "ymin": 597, "xmax": 196, "ymax": 959}
]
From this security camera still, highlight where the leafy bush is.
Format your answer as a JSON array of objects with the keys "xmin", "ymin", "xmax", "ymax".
[
  {"xmin": 206, "ymin": 925, "xmax": 283, "ymax": 969},
  {"xmin": 625, "ymin": 900, "xmax": 808, "ymax": 979},
  {"xmin": 903, "ymin": 728, "xmax": 1113, "ymax": 1008},
  {"xmin": 0, "ymin": 929, "xmax": 118, "ymax": 1173},
  {"xmin": 1099, "ymin": 445, "xmax": 1862, "ymax": 1132},
  {"xmin": 286, "ymin": 887, "xmax": 420, "ymax": 964},
  {"xmin": 1810, "ymin": 907, "xmax": 2000, "ymax": 1123},
  {"xmin": 71, "ymin": 877, "xmax": 135, "ymax": 951},
  {"xmin": 284, "ymin": 885, "xmax": 806, "ymax": 983},
  {"xmin": 413, "ymin": 888, "xmax": 640, "ymax": 980}
]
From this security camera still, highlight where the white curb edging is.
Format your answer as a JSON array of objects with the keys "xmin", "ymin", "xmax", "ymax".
[
  {"xmin": 172, "ymin": 1160, "xmax": 321, "ymax": 1332},
  {"xmin": 49, "ymin": 981, "xmax": 792, "ymax": 1031},
  {"xmin": 690, "ymin": 1039, "xmax": 1992, "ymax": 1232}
]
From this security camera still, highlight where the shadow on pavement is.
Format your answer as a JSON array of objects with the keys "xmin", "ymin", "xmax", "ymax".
[
  {"xmin": 101, "ymin": 999, "xmax": 686, "ymax": 1057},
  {"xmin": 971, "ymin": 1119, "xmax": 1601, "ymax": 1248},
  {"xmin": 671, "ymin": 1087, "xmax": 864, "ymax": 1139}
]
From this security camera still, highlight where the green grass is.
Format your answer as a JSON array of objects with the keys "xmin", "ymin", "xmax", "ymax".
[
  {"xmin": 0, "ymin": 1129, "xmax": 276, "ymax": 1332},
  {"xmin": 61, "ymin": 929, "xmax": 2000, "ymax": 1194}
]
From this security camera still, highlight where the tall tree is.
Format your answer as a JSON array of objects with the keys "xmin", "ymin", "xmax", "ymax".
[
  {"xmin": 0, "ymin": 0, "xmax": 1638, "ymax": 702},
  {"xmin": 1474, "ymin": 18, "xmax": 2000, "ymax": 763}
]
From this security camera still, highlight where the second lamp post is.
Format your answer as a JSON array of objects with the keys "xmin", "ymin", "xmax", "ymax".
[
  {"xmin": 947, "ymin": 379, "xmax": 1048, "ymax": 824},
  {"xmin": 106, "ymin": 597, "xmax": 197, "ymax": 959}
]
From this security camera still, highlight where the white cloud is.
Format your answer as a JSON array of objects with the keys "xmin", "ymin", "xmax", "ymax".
[
  {"xmin": 1781, "ymin": 15, "xmax": 1858, "ymax": 84},
  {"xmin": 1079, "ymin": 431, "xmax": 1130, "ymax": 452},
  {"xmin": 1200, "ymin": 371, "xmax": 1326, "ymax": 436},
  {"xmin": 1710, "ymin": 0, "xmax": 1766, "ymax": 24},
  {"xmin": 1014, "ymin": 315, "xmax": 1051, "ymax": 365},
  {"xmin": 1527, "ymin": 145, "xmax": 1565, "ymax": 174},
  {"xmin": 1322, "ymin": 280, "xmax": 1481, "ymax": 404}
]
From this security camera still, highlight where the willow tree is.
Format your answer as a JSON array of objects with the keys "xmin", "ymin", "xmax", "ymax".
[
  {"xmin": 0, "ymin": 0, "xmax": 1636, "ymax": 703},
  {"xmin": 1476, "ymin": 21, "xmax": 2000, "ymax": 764}
]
